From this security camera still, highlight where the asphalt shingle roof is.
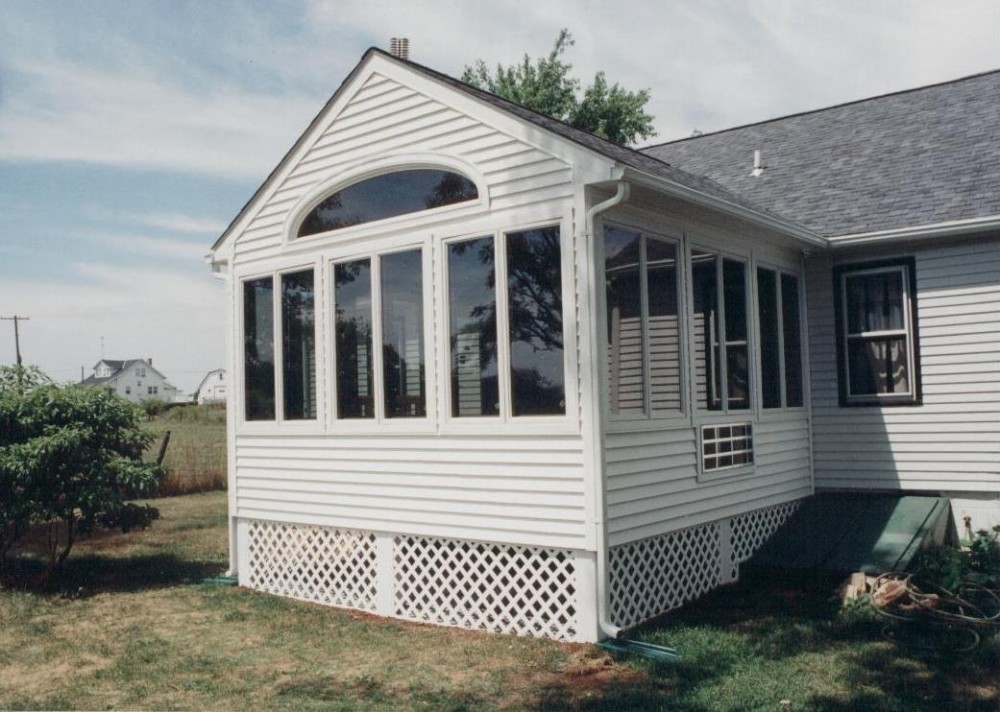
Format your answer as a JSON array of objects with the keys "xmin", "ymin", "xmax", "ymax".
[{"xmin": 641, "ymin": 70, "xmax": 1000, "ymax": 237}]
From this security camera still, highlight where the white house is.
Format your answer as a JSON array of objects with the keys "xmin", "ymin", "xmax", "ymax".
[
  {"xmin": 196, "ymin": 368, "xmax": 227, "ymax": 405},
  {"xmin": 208, "ymin": 49, "xmax": 999, "ymax": 642},
  {"xmin": 80, "ymin": 358, "xmax": 181, "ymax": 404}
]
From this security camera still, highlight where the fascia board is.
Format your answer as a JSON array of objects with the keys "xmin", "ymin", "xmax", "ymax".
[
  {"xmin": 620, "ymin": 166, "xmax": 828, "ymax": 249},
  {"xmin": 828, "ymin": 215, "xmax": 1000, "ymax": 248}
]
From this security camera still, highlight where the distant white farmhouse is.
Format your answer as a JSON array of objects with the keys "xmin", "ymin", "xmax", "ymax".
[
  {"xmin": 196, "ymin": 368, "xmax": 227, "ymax": 405},
  {"xmin": 80, "ymin": 358, "xmax": 181, "ymax": 404}
]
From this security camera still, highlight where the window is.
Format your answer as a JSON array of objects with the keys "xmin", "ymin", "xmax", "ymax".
[
  {"xmin": 298, "ymin": 169, "xmax": 478, "ymax": 238},
  {"xmin": 701, "ymin": 423, "xmax": 753, "ymax": 473},
  {"xmin": 125, "ymin": 386, "xmax": 131, "ymax": 395},
  {"xmin": 447, "ymin": 226, "xmax": 566, "ymax": 419},
  {"xmin": 334, "ymin": 249, "xmax": 426, "ymax": 420},
  {"xmin": 604, "ymin": 226, "xmax": 682, "ymax": 417},
  {"xmin": 242, "ymin": 268, "xmax": 317, "ymax": 422},
  {"xmin": 757, "ymin": 267, "xmax": 804, "ymax": 409},
  {"xmin": 691, "ymin": 248, "xmax": 749, "ymax": 412},
  {"xmin": 834, "ymin": 259, "xmax": 920, "ymax": 405}
]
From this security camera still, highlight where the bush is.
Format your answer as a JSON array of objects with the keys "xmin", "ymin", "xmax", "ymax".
[
  {"xmin": 915, "ymin": 527, "xmax": 1000, "ymax": 591},
  {"xmin": 0, "ymin": 365, "xmax": 164, "ymax": 581}
]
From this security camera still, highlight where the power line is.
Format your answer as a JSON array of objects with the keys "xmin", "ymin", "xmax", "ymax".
[{"xmin": 1, "ymin": 315, "xmax": 30, "ymax": 366}]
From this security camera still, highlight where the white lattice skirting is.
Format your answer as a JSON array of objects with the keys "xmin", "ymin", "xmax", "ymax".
[
  {"xmin": 609, "ymin": 500, "xmax": 800, "ymax": 629},
  {"xmin": 243, "ymin": 520, "xmax": 580, "ymax": 640}
]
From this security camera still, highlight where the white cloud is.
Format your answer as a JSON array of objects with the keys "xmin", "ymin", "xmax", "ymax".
[{"xmin": 131, "ymin": 213, "xmax": 229, "ymax": 235}]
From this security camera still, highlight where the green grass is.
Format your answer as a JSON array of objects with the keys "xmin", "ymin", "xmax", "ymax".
[{"xmin": 1, "ymin": 491, "xmax": 997, "ymax": 711}]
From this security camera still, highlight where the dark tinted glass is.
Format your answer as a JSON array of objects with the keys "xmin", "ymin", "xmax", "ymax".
[
  {"xmin": 849, "ymin": 338, "xmax": 909, "ymax": 396},
  {"xmin": 282, "ymin": 270, "xmax": 316, "ymax": 420},
  {"xmin": 691, "ymin": 249, "xmax": 720, "ymax": 411},
  {"xmin": 723, "ymin": 259, "xmax": 749, "ymax": 410},
  {"xmin": 781, "ymin": 273, "xmax": 804, "ymax": 407},
  {"xmin": 448, "ymin": 237, "xmax": 499, "ymax": 417},
  {"xmin": 605, "ymin": 227, "xmax": 644, "ymax": 415},
  {"xmin": 846, "ymin": 271, "xmax": 904, "ymax": 333},
  {"xmin": 243, "ymin": 277, "xmax": 275, "ymax": 420},
  {"xmin": 507, "ymin": 227, "xmax": 565, "ymax": 416},
  {"xmin": 757, "ymin": 267, "xmax": 781, "ymax": 409},
  {"xmin": 298, "ymin": 170, "xmax": 478, "ymax": 237},
  {"xmin": 647, "ymin": 238, "xmax": 681, "ymax": 412},
  {"xmin": 381, "ymin": 249, "xmax": 425, "ymax": 418},
  {"xmin": 335, "ymin": 259, "xmax": 374, "ymax": 418}
]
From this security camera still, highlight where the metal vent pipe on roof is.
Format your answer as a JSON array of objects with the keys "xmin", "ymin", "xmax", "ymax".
[
  {"xmin": 389, "ymin": 37, "xmax": 410, "ymax": 59},
  {"xmin": 751, "ymin": 149, "xmax": 766, "ymax": 177}
]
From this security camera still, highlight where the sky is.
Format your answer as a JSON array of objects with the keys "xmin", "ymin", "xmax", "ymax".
[{"xmin": 1, "ymin": 0, "xmax": 997, "ymax": 393}]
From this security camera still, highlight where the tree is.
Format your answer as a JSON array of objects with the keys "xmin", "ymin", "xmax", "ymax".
[
  {"xmin": 0, "ymin": 365, "xmax": 163, "ymax": 581},
  {"xmin": 461, "ymin": 29, "xmax": 656, "ymax": 146}
]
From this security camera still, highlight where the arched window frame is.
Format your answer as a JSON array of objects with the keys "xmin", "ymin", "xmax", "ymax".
[{"xmin": 285, "ymin": 155, "xmax": 490, "ymax": 245}]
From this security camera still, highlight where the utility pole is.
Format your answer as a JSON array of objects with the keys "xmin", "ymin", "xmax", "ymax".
[{"xmin": 1, "ymin": 315, "xmax": 30, "ymax": 366}]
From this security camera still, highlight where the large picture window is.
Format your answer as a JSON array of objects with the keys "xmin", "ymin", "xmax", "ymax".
[
  {"xmin": 604, "ymin": 226, "xmax": 682, "ymax": 417},
  {"xmin": 756, "ymin": 267, "xmax": 803, "ymax": 409},
  {"xmin": 242, "ymin": 268, "xmax": 316, "ymax": 422},
  {"xmin": 447, "ymin": 226, "xmax": 566, "ymax": 419},
  {"xmin": 691, "ymin": 248, "xmax": 749, "ymax": 412},
  {"xmin": 334, "ymin": 248, "xmax": 427, "ymax": 420},
  {"xmin": 834, "ymin": 259, "xmax": 920, "ymax": 406}
]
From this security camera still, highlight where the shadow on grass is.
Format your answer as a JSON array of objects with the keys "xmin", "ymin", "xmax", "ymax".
[{"xmin": 1, "ymin": 552, "xmax": 225, "ymax": 597}]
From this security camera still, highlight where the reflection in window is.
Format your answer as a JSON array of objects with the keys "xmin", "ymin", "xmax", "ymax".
[
  {"xmin": 841, "ymin": 266, "xmax": 915, "ymax": 402},
  {"xmin": 244, "ymin": 277, "xmax": 275, "ymax": 420},
  {"xmin": 298, "ymin": 169, "xmax": 478, "ymax": 237},
  {"xmin": 691, "ymin": 250, "xmax": 749, "ymax": 411},
  {"xmin": 757, "ymin": 268, "xmax": 781, "ymax": 409},
  {"xmin": 781, "ymin": 274, "xmax": 803, "ymax": 407},
  {"xmin": 281, "ymin": 269, "xmax": 316, "ymax": 420},
  {"xmin": 381, "ymin": 250, "xmax": 426, "ymax": 418},
  {"xmin": 691, "ymin": 250, "xmax": 720, "ymax": 411},
  {"xmin": 448, "ymin": 237, "xmax": 499, "ymax": 417},
  {"xmin": 335, "ymin": 259, "xmax": 374, "ymax": 418},
  {"xmin": 507, "ymin": 227, "xmax": 565, "ymax": 416},
  {"xmin": 647, "ymin": 239, "xmax": 681, "ymax": 412},
  {"xmin": 605, "ymin": 227, "xmax": 644, "ymax": 415}
]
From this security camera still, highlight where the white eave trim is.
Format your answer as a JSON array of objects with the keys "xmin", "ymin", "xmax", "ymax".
[
  {"xmin": 620, "ymin": 166, "xmax": 827, "ymax": 249},
  {"xmin": 828, "ymin": 214, "xmax": 1000, "ymax": 248}
]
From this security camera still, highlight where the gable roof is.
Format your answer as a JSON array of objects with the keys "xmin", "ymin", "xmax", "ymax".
[
  {"xmin": 642, "ymin": 70, "xmax": 1000, "ymax": 239},
  {"xmin": 80, "ymin": 359, "xmax": 170, "ymax": 386},
  {"xmin": 212, "ymin": 48, "xmax": 820, "ymax": 255}
]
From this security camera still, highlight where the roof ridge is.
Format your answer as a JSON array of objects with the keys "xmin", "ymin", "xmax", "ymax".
[{"xmin": 642, "ymin": 67, "xmax": 1000, "ymax": 150}]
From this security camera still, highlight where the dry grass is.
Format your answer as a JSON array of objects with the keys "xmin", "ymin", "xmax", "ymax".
[
  {"xmin": 1, "ymin": 491, "xmax": 997, "ymax": 711},
  {"xmin": 145, "ymin": 405, "xmax": 227, "ymax": 496}
]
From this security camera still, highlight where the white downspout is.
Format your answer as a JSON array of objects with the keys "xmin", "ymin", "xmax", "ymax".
[{"xmin": 584, "ymin": 180, "xmax": 629, "ymax": 639}]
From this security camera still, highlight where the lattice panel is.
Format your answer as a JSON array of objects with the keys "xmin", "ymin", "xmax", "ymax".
[
  {"xmin": 609, "ymin": 522, "xmax": 722, "ymax": 629},
  {"xmin": 245, "ymin": 520, "xmax": 378, "ymax": 611},
  {"xmin": 394, "ymin": 535, "xmax": 578, "ymax": 640},
  {"xmin": 731, "ymin": 500, "xmax": 801, "ymax": 563}
]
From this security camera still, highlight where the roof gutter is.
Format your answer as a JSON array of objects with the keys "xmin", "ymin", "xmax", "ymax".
[
  {"xmin": 621, "ymin": 166, "xmax": 828, "ymax": 249},
  {"xmin": 828, "ymin": 214, "xmax": 1000, "ymax": 248}
]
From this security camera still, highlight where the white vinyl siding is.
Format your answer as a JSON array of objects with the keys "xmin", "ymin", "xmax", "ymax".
[
  {"xmin": 808, "ymin": 238, "xmax": 1000, "ymax": 493},
  {"xmin": 234, "ymin": 433, "xmax": 588, "ymax": 549}
]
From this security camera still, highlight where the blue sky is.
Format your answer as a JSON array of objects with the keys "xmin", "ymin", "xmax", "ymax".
[{"xmin": 1, "ymin": 0, "xmax": 997, "ymax": 392}]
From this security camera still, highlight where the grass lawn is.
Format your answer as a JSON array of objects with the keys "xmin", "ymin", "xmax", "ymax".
[
  {"xmin": 145, "ymin": 405, "xmax": 227, "ymax": 495},
  {"xmin": 1, "ymin": 491, "xmax": 997, "ymax": 711}
]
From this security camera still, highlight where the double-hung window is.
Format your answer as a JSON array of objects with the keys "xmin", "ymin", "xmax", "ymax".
[
  {"xmin": 243, "ymin": 268, "xmax": 317, "ymax": 422},
  {"xmin": 446, "ymin": 226, "xmax": 566, "ymax": 419},
  {"xmin": 333, "ymin": 248, "xmax": 426, "ymax": 421},
  {"xmin": 690, "ymin": 248, "xmax": 750, "ymax": 412},
  {"xmin": 834, "ymin": 258, "xmax": 920, "ymax": 405},
  {"xmin": 756, "ymin": 266, "xmax": 804, "ymax": 409},
  {"xmin": 604, "ymin": 225, "xmax": 683, "ymax": 418}
]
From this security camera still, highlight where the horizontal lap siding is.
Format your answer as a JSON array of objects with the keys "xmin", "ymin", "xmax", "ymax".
[
  {"xmin": 235, "ymin": 434, "xmax": 588, "ymax": 549},
  {"xmin": 605, "ymin": 414, "xmax": 811, "ymax": 547},
  {"xmin": 233, "ymin": 73, "xmax": 573, "ymax": 266},
  {"xmin": 808, "ymin": 239, "xmax": 1000, "ymax": 492}
]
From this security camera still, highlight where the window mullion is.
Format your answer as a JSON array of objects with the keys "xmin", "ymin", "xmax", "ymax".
[
  {"xmin": 638, "ymin": 235, "xmax": 652, "ymax": 416},
  {"xmin": 495, "ymin": 231, "xmax": 513, "ymax": 421},
  {"xmin": 273, "ymin": 271, "xmax": 285, "ymax": 423},
  {"xmin": 371, "ymin": 255, "xmax": 386, "ymax": 422},
  {"xmin": 716, "ymin": 255, "xmax": 728, "ymax": 413}
]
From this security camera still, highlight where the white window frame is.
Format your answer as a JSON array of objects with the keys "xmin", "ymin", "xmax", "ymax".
[
  {"xmin": 601, "ymin": 221, "xmax": 687, "ymax": 425},
  {"xmin": 837, "ymin": 262, "xmax": 918, "ymax": 405},
  {"xmin": 328, "ymin": 241, "xmax": 435, "ymax": 432},
  {"xmin": 439, "ymin": 220, "xmax": 574, "ymax": 431},
  {"xmin": 754, "ymin": 262, "xmax": 806, "ymax": 412},
  {"xmin": 237, "ymin": 261, "xmax": 322, "ymax": 430}
]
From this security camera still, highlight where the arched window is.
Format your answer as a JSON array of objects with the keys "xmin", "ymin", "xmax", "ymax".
[{"xmin": 297, "ymin": 168, "xmax": 478, "ymax": 238}]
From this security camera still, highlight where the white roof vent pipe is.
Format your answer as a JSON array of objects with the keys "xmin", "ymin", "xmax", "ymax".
[
  {"xmin": 751, "ymin": 149, "xmax": 766, "ymax": 177},
  {"xmin": 389, "ymin": 37, "xmax": 410, "ymax": 59}
]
